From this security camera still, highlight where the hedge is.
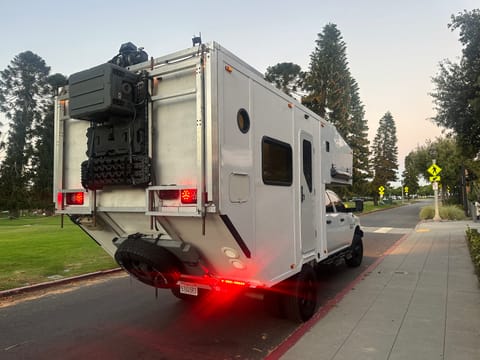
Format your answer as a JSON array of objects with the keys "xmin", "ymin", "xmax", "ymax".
[{"xmin": 466, "ymin": 227, "xmax": 480, "ymax": 280}]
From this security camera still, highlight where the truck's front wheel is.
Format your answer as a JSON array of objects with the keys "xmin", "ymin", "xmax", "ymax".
[
  {"xmin": 283, "ymin": 264, "xmax": 319, "ymax": 322},
  {"xmin": 346, "ymin": 233, "xmax": 363, "ymax": 268}
]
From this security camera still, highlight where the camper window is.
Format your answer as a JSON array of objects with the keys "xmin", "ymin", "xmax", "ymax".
[
  {"xmin": 237, "ymin": 108, "xmax": 250, "ymax": 133},
  {"xmin": 261, "ymin": 136, "xmax": 292, "ymax": 186},
  {"xmin": 303, "ymin": 140, "xmax": 313, "ymax": 192}
]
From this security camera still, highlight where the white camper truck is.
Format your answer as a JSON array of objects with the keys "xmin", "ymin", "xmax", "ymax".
[{"xmin": 53, "ymin": 41, "xmax": 363, "ymax": 322}]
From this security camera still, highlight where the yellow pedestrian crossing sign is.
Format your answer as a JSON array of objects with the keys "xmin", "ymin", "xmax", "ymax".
[
  {"xmin": 429, "ymin": 175, "xmax": 441, "ymax": 183},
  {"xmin": 378, "ymin": 185, "xmax": 385, "ymax": 196},
  {"xmin": 427, "ymin": 164, "xmax": 442, "ymax": 176}
]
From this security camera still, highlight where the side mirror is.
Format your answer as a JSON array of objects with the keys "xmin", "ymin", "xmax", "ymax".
[{"xmin": 346, "ymin": 199, "xmax": 364, "ymax": 213}]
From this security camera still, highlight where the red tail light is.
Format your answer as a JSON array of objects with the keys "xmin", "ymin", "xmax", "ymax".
[
  {"xmin": 66, "ymin": 192, "xmax": 85, "ymax": 205},
  {"xmin": 180, "ymin": 189, "xmax": 197, "ymax": 204},
  {"xmin": 57, "ymin": 192, "xmax": 63, "ymax": 207}
]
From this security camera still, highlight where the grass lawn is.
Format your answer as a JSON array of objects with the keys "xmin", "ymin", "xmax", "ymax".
[
  {"xmin": 345, "ymin": 200, "xmax": 404, "ymax": 213},
  {"xmin": 0, "ymin": 216, "xmax": 117, "ymax": 291}
]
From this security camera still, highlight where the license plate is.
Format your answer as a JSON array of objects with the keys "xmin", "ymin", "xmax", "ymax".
[{"xmin": 180, "ymin": 283, "xmax": 198, "ymax": 296}]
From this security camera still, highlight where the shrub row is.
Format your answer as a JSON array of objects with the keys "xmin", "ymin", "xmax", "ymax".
[
  {"xmin": 466, "ymin": 227, "xmax": 480, "ymax": 278},
  {"xmin": 419, "ymin": 205, "xmax": 467, "ymax": 220}
]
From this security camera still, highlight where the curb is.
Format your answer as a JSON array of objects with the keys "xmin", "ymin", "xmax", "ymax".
[
  {"xmin": 266, "ymin": 232, "xmax": 410, "ymax": 360},
  {"xmin": 0, "ymin": 268, "xmax": 123, "ymax": 299}
]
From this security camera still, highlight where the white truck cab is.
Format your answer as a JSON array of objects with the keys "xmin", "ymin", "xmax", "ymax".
[
  {"xmin": 53, "ymin": 41, "xmax": 363, "ymax": 322},
  {"xmin": 325, "ymin": 190, "xmax": 363, "ymax": 266}
]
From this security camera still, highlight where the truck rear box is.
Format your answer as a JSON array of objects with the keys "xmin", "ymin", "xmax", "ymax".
[{"xmin": 54, "ymin": 41, "xmax": 359, "ymax": 322}]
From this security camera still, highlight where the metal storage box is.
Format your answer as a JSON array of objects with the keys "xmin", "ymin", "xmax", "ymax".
[{"xmin": 68, "ymin": 63, "xmax": 138, "ymax": 121}]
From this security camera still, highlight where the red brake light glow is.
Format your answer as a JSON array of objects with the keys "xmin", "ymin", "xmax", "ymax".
[
  {"xmin": 66, "ymin": 192, "xmax": 85, "ymax": 205},
  {"xmin": 57, "ymin": 192, "xmax": 63, "ymax": 207},
  {"xmin": 180, "ymin": 189, "xmax": 197, "ymax": 204}
]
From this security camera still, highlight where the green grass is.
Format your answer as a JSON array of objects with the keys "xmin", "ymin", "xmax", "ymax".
[
  {"xmin": 345, "ymin": 200, "xmax": 401, "ymax": 213},
  {"xmin": 0, "ymin": 216, "xmax": 117, "ymax": 291},
  {"xmin": 419, "ymin": 205, "xmax": 467, "ymax": 220}
]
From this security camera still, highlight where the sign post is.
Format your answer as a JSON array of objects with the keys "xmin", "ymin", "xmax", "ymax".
[{"xmin": 428, "ymin": 162, "xmax": 442, "ymax": 221}]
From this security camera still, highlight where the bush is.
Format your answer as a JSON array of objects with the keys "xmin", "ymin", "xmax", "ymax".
[
  {"xmin": 466, "ymin": 227, "xmax": 480, "ymax": 279},
  {"xmin": 419, "ymin": 206, "xmax": 435, "ymax": 220},
  {"xmin": 419, "ymin": 205, "xmax": 467, "ymax": 220}
]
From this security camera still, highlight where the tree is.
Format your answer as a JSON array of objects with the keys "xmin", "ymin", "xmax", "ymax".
[
  {"xmin": 0, "ymin": 51, "xmax": 51, "ymax": 215},
  {"xmin": 299, "ymin": 23, "xmax": 371, "ymax": 196},
  {"xmin": 265, "ymin": 62, "xmax": 304, "ymax": 97},
  {"xmin": 431, "ymin": 9, "xmax": 480, "ymax": 157},
  {"xmin": 0, "ymin": 121, "xmax": 5, "ymax": 156},
  {"xmin": 347, "ymin": 78, "xmax": 371, "ymax": 195},
  {"xmin": 371, "ymin": 112, "xmax": 399, "ymax": 191},
  {"xmin": 402, "ymin": 152, "xmax": 420, "ymax": 196},
  {"xmin": 404, "ymin": 137, "xmax": 475, "ymax": 205},
  {"xmin": 30, "ymin": 73, "xmax": 67, "ymax": 211},
  {"xmin": 302, "ymin": 23, "xmax": 351, "ymax": 138}
]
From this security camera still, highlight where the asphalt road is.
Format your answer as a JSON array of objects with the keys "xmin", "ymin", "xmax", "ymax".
[
  {"xmin": 359, "ymin": 199, "xmax": 427, "ymax": 229},
  {"xmin": 0, "ymin": 201, "xmax": 428, "ymax": 360}
]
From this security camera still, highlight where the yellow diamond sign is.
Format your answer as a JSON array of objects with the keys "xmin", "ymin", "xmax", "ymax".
[
  {"xmin": 427, "ymin": 164, "xmax": 442, "ymax": 176},
  {"xmin": 378, "ymin": 185, "xmax": 385, "ymax": 196}
]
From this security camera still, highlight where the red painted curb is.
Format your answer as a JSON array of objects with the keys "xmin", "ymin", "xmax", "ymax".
[
  {"xmin": 0, "ymin": 268, "xmax": 123, "ymax": 298},
  {"xmin": 266, "ymin": 232, "xmax": 409, "ymax": 360}
]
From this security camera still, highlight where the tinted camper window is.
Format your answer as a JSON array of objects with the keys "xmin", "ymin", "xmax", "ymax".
[{"xmin": 262, "ymin": 137, "xmax": 292, "ymax": 186}]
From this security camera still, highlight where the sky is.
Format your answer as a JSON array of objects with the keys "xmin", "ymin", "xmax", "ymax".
[{"xmin": 0, "ymin": 0, "xmax": 478, "ymax": 185}]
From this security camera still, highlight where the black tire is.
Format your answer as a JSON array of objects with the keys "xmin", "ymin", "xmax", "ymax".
[
  {"xmin": 346, "ymin": 234, "xmax": 363, "ymax": 268},
  {"xmin": 115, "ymin": 237, "xmax": 182, "ymax": 288},
  {"xmin": 264, "ymin": 289, "xmax": 285, "ymax": 318},
  {"xmin": 283, "ymin": 264, "xmax": 319, "ymax": 322}
]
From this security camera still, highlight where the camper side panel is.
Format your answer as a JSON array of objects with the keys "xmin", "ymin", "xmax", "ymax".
[
  {"xmin": 217, "ymin": 53, "xmax": 256, "ymax": 268},
  {"xmin": 252, "ymin": 82, "xmax": 297, "ymax": 283},
  {"xmin": 217, "ymin": 51, "xmax": 299, "ymax": 284}
]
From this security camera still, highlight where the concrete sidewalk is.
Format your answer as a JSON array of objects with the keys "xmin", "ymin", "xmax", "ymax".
[{"xmin": 282, "ymin": 221, "xmax": 480, "ymax": 360}]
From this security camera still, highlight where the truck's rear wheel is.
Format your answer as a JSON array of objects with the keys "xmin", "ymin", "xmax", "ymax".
[
  {"xmin": 115, "ymin": 237, "xmax": 182, "ymax": 288},
  {"xmin": 283, "ymin": 264, "xmax": 318, "ymax": 322},
  {"xmin": 264, "ymin": 289, "xmax": 285, "ymax": 318},
  {"xmin": 346, "ymin": 234, "xmax": 363, "ymax": 267}
]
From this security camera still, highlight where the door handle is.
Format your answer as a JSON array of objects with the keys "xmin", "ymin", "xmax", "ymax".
[
  {"xmin": 326, "ymin": 220, "xmax": 332, "ymax": 224},
  {"xmin": 340, "ymin": 218, "xmax": 345, "ymax": 222},
  {"xmin": 301, "ymin": 186, "xmax": 305, "ymax": 202}
]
